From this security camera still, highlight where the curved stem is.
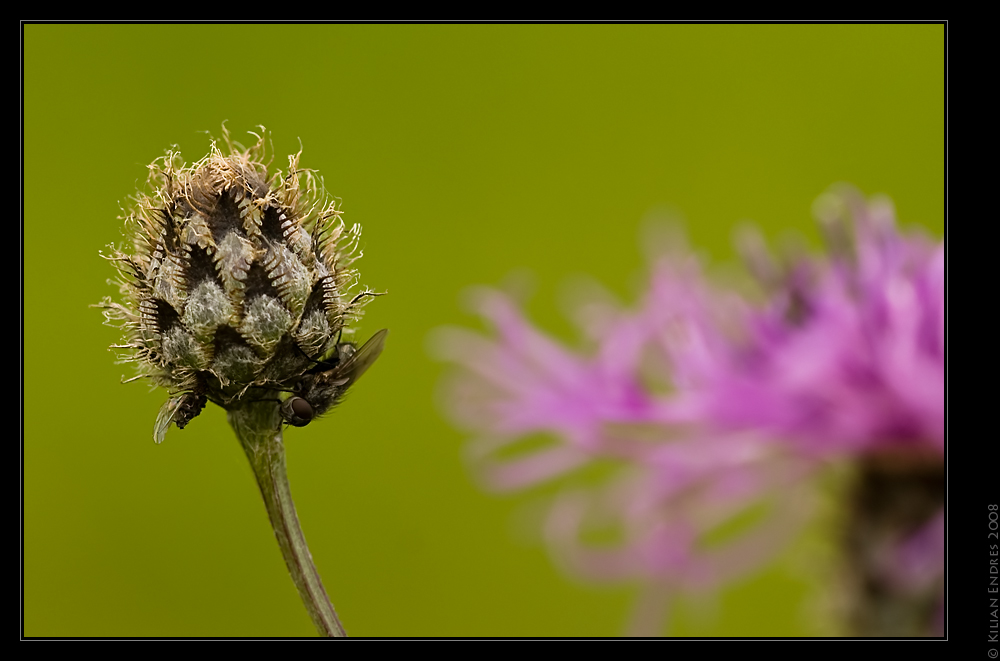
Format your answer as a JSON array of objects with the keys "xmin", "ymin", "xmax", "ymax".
[{"xmin": 228, "ymin": 401, "xmax": 347, "ymax": 637}]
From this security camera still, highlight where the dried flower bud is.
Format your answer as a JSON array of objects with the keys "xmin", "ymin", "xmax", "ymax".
[{"xmin": 98, "ymin": 126, "xmax": 384, "ymax": 442}]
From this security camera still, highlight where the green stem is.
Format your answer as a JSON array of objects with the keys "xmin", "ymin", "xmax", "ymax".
[{"xmin": 228, "ymin": 401, "xmax": 347, "ymax": 638}]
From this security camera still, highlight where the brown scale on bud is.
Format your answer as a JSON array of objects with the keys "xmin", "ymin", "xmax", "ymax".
[{"xmin": 98, "ymin": 126, "xmax": 386, "ymax": 442}]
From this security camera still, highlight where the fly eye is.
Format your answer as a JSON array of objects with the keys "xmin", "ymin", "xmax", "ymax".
[{"xmin": 281, "ymin": 396, "xmax": 314, "ymax": 427}]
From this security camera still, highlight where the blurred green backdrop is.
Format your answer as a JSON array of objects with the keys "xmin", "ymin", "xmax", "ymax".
[{"xmin": 23, "ymin": 24, "xmax": 943, "ymax": 637}]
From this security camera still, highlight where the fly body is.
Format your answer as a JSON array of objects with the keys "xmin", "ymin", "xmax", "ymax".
[{"xmin": 280, "ymin": 328, "xmax": 389, "ymax": 427}]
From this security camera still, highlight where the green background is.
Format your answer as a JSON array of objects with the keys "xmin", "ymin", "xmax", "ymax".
[{"xmin": 24, "ymin": 24, "xmax": 944, "ymax": 637}]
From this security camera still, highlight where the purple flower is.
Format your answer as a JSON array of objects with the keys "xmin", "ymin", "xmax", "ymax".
[
  {"xmin": 692, "ymin": 188, "xmax": 944, "ymax": 457},
  {"xmin": 434, "ymin": 186, "xmax": 944, "ymax": 635}
]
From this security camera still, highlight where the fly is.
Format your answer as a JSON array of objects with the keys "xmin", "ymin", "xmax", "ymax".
[{"xmin": 280, "ymin": 328, "xmax": 389, "ymax": 427}]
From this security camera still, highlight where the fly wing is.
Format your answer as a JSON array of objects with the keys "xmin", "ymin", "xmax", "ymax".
[
  {"xmin": 153, "ymin": 392, "xmax": 207, "ymax": 443},
  {"xmin": 329, "ymin": 328, "xmax": 389, "ymax": 388},
  {"xmin": 153, "ymin": 395, "xmax": 185, "ymax": 444}
]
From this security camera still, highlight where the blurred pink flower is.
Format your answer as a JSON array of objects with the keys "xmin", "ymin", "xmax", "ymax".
[
  {"xmin": 434, "ymin": 186, "xmax": 944, "ymax": 635},
  {"xmin": 691, "ymin": 188, "xmax": 945, "ymax": 457}
]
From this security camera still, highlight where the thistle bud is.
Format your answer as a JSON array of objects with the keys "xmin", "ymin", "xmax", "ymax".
[{"xmin": 99, "ymin": 126, "xmax": 383, "ymax": 442}]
